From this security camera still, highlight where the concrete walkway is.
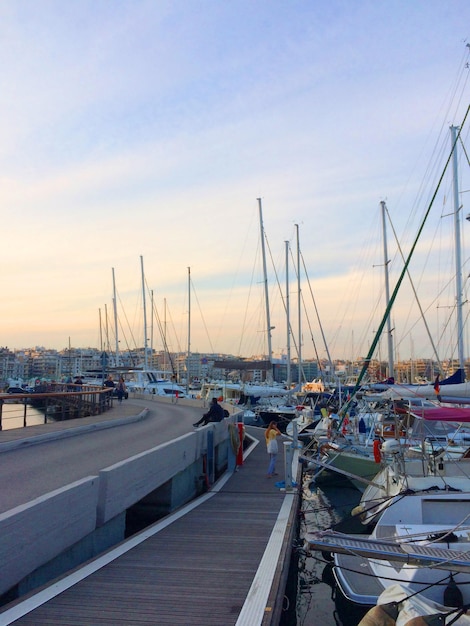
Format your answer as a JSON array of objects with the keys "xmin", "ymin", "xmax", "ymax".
[{"xmin": 0, "ymin": 399, "xmax": 148, "ymax": 452}]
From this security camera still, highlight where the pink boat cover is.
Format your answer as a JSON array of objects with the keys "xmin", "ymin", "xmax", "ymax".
[{"xmin": 412, "ymin": 406, "xmax": 470, "ymax": 422}]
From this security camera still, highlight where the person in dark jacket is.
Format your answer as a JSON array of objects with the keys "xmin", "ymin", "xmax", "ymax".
[{"xmin": 193, "ymin": 398, "xmax": 225, "ymax": 427}]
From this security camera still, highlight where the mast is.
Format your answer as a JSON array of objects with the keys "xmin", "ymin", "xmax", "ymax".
[
  {"xmin": 163, "ymin": 297, "xmax": 167, "ymax": 375},
  {"xmin": 296, "ymin": 224, "xmax": 302, "ymax": 385},
  {"xmin": 99, "ymin": 308, "xmax": 103, "ymax": 352},
  {"xmin": 451, "ymin": 125, "xmax": 465, "ymax": 372},
  {"xmin": 112, "ymin": 267, "xmax": 119, "ymax": 367},
  {"xmin": 104, "ymin": 303, "xmax": 110, "ymax": 353},
  {"xmin": 187, "ymin": 267, "xmax": 191, "ymax": 393},
  {"xmin": 285, "ymin": 240, "xmax": 291, "ymax": 388},
  {"xmin": 380, "ymin": 201, "xmax": 394, "ymax": 379},
  {"xmin": 338, "ymin": 104, "xmax": 470, "ymax": 420},
  {"xmin": 257, "ymin": 198, "xmax": 273, "ymax": 381},
  {"xmin": 150, "ymin": 289, "xmax": 154, "ymax": 356},
  {"xmin": 140, "ymin": 256, "xmax": 148, "ymax": 370}
]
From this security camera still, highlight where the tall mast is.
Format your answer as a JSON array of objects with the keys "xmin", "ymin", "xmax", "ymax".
[
  {"xmin": 150, "ymin": 289, "xmax": 154, "ymax": 357},
  {"xmin": 163, "ymin": 298, "xmax": 167, "ymax": 375},
  {"xmin": 112, "ymin": 267, "xmax": 119, "ymax": 367},
  {"xmin": 99, "ymin": 308, "xmax": 103, "ymax": 352},
  {"xmin": 187, "ymin": 266, "xmax": 191, "ymax": 393},
  {"xmin": 140, "ymin": 256, "xmax": 148, "ymax": 370},
  {"xmin": 451, "ymin": 125, "xmax": 465, "ymax": 371},
  {"xmin": 257, "ymin": 198, "xmax": 273, "ymax": 380},
  {"xmin": 380, "ymin": 201, "xmax": 394, "ymax": 379},
  {"xmin": 104, "ymin": 303, "xmax": 110, "ymax": 353},
  {"xmin": 285, "ymin": 240, "xmax": 291, "ymax": 388},
  {"xmin": 295, "ymin": 224, "xmax": 302, "ymax": 385}
]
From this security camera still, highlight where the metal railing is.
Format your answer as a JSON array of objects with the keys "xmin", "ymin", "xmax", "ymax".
[{"xmin": 0, "ymin": 383, "xmax": 114, "ymax": 431}]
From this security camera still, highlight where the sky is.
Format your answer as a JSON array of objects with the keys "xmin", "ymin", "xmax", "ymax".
[{"xmin": 1, "ymin": 1, "xmax": 469, "ymax": 365}]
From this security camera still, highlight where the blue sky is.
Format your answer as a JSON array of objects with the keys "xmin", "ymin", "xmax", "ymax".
[{"xmin": 1, "ymin": 1, "xmax": 469, "ymax": 365}]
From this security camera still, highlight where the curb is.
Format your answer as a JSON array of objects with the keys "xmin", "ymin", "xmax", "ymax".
[{"xmin": 0, "ymin": 408, "xmax": 149, "ymax": 453}]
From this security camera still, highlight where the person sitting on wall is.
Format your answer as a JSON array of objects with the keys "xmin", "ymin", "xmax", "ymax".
[{"xmin": 193, "ymin": 397, "xmax": 225, "ymax": 427}]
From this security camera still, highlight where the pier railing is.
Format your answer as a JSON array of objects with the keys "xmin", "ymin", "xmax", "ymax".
[{"xmin": 0, "ymin": 384, "xmax": 113, "ymax": 430}]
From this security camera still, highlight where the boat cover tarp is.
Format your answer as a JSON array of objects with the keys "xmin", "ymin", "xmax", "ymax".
[
  {"xmin": 440, "ymin": 368, "xmax": 466, "ymax": 385},
  {"xmin": 413, "ymin": 406, "xmax": 470, "ymax": 422}
]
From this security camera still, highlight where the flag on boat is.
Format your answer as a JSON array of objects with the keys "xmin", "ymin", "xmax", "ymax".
[{"xmin": 433, "ymin": 374, "xmax": 440, "ymax": 395}]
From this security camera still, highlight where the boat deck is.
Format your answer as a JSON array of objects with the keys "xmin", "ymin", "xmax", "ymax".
[{"xmin": 0, "ymin": 426, "xmax": 300, "ymax": 626}]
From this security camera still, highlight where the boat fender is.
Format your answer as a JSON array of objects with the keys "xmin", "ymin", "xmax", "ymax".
[
  {"xmin": 373, "ymin": 439, "xmax": 382, "ymax": 463},
  {"xmin": 351, "ymin": 504, "xmax": 364, "ymax": 517},
  {"xmin": 443, "ymin": 573, "xmax": 464, "ymax": 608},
  {"xmin": 381, "ymin": 439, "xmax": 400, "ymax": 454},
  {"xmin": 357, "ymin": 602, "xmax": 398, "ymax": 626}
]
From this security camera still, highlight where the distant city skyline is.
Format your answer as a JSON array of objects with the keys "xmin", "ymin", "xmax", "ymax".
[{"xmin": 1, "ymin": 2, "xmax": 469, "ymax": 361}]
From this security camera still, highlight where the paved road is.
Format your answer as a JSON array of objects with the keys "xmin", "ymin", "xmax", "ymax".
[{"xmin": 0, "ymin": 399, "xmax": 205, "ymax": 514}]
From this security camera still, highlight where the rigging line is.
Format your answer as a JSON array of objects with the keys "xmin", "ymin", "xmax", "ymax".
[
  {"xmin": 385, "ymin": 204, "xmax": 443, "ymax": 374},
  {"xmin": 142, "ymin": 277, "xmax": 178, "ymax": 374},
  {"xmin": 149, "ymin": 297, "xmax": 177, "ymax": 375},
  {"xmin": 115, "ymin": 291, "xmax": 139, "ymax": 358},
  {"xmin": 339, "ymin": 105, "xmax": 470, "ymax": 421},
  {"xmin": 273, "ymin": 242, "xmax": 301, "ymax": 360},
  {"xmin": 190, "ymin": 278, "xmax": 215, "ymax": 354},
  {"xmin": 288, "ymin": 243, "xmax": 308, "ymax": 383},
  {"xmin": 397, "ymin": 210, "xmax": 457, "ymax": 360},
  {"xmin": 264, "ymin": 232, "xmax": 300, "ymax": 361},
  {"xmin": 327, "ymin": 557, "xmax": 453, "ymax": 589},
  {"xmin": 300, "ymin": 250, "xmax": 334, "ymax": 371},
  {"xmin": 458, "ymin": 131, "xmax": 470, "ymax": 168},
  {"xmin": 237, "ymin": 237, "xmax": 260, "ymax": 357},
  {"xmin": 300, "ymin": 289, "xmax": 323, "ymax": 375}
]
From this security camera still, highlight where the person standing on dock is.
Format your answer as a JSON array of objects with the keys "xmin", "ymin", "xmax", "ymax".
[
  {"xmin": 116, "ymin": 377, "xmax": 127, "ymax": 403},
  {"xmin": 265, "ymin": 421, "xmax": 282, "ymax": 478}
]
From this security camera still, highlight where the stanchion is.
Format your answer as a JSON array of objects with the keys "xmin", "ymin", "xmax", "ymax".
[
  {"xmin": 283, "ymin": 441, "xmax": 294, "ymax": 491},
  {"xmin": 237, "ymin": 422, "xmax": 244, "ymax": 467}
]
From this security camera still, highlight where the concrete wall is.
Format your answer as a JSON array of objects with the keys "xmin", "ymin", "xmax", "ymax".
[
  {"xmin": 0, "ymin": 476, "xmax": 99, "ymax": 596},
  {"xmin": 96, "ymin": 423, "xmax": 227, "ymax": 525}
]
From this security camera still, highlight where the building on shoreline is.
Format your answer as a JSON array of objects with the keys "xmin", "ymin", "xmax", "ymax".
[{"xmin": 0, "ymin": 345, "xmax": 467, "ymax": 390}]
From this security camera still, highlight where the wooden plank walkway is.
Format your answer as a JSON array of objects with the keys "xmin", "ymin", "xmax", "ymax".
[{"xmin": 0, "ymin": 427, "xmax": 300, "ymax": 626}]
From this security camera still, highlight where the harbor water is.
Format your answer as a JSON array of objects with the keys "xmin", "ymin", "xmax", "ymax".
[
  {"xmin": 0, "ymin": 402, "xmax": 46, "ymax": 430},
  {"xmin": 290, "ymin": 471, "xmax": 370, "ymax": 626}
]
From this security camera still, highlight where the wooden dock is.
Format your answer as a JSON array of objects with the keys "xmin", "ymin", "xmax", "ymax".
[{"xmin": 0, "ymin": 426, "xmax": 300, "ymax": 626}]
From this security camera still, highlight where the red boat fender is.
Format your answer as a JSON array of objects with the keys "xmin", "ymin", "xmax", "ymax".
[{"xmin": 373, "ymin": 439, "xmax": 382, "ymax": 463}]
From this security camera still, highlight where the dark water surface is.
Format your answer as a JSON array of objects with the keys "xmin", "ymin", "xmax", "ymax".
[{"xmin": 286, "ymin": 471, "xmax": 371, "ymax": 626}]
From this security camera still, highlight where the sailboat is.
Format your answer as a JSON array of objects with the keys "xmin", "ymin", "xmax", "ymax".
[
  {"xmin": 306, "ymin": 200, "xmax": 399, "ymax": 485},
  {"xmin": 122, "ymin": 257, "xmax": 188, "ymax": 399},
  {"xmin": 306, "ymin": 491, "xmax": 470, "ymax": 613},
  {"xmin": 373, "ymin": 124, "xmax": 469, "ymax": 403},
  {"xmin": 339, "ymin": 125, "xmax": 470, "ymax": 522}
]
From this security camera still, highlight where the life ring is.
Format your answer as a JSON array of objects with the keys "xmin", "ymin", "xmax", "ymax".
[{"xmin": 373, "ymin": 439, "xmax": 382, "ymax": 463}]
